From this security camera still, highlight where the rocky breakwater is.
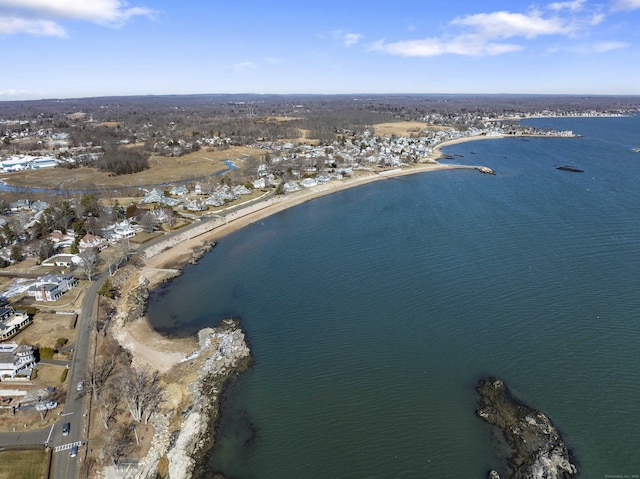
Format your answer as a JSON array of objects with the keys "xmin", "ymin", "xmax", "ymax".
[
  {"xmin": 135, "ymin": 318, "xmax": 252, "ymax": 479},
  {"xmin": 476, "ymin": 377, "xmax": 578, "ymax": 479}
]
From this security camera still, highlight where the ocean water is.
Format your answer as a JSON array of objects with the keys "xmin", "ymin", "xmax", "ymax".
[{"xmin": 148, "ymin": 116, "xmax": 640, "ymax": 478}]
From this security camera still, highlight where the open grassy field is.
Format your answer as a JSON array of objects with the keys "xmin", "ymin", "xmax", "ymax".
[
  {"xmin": 2, "ymin": 145, "xmax": 258, "ymax": 192},
  {"xmin": 0, "ymin": 448, "xmax": 50, "ymax": 479},
  {"xmin": 373, "ymin": 121, "xmax": 449, "ymax": 137}
]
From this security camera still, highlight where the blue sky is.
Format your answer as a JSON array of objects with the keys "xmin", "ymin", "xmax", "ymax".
[{"xmin": 1, "ymin": 0, "xmax": 639, "ymax": 100}]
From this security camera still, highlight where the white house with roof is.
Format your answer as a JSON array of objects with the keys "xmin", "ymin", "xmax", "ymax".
[
  {"xmin": 79, "ymin": 233, "xmax": 107, "ymax": 252},
  {"xmin": 0, "ymin": 342, "xmax": 36, "ymax": 380},
  {"xmin": 0, "ymin": 307, "xmax": 31, "ymax": 341},
  {"xmin": 170, "ymin": 185, "xmax": 189, "ymax": 196},
  {"xmin": 27, "ymin": 273, "xmax": 78, "ymax": 302},
  {"xmin": 111, "ymin": 219, "xmax": 137, "ymax": 241},
  {"xmin": 139, "ymin": 188, "xmax": 165, "ymax": 205}
]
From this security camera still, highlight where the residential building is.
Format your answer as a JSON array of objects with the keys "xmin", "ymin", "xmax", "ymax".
[
  {"xmin": 27, "ymin": 274, "xmax": 78, "ymax": 302},
  {"xmin": 79, "ymin": 233, "xmax": 107, "ymax": 252},
  {"xmin": 0, "ymin": 307, "xmax": 32, "ymax": 341},
  {"xmin": 0, "ymin": 342, "xmax": 36, "ymax": 380}
]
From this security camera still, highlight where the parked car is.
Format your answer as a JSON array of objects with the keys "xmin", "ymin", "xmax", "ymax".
[
  {"xmin": 35, "ymin": 401, "xmax": 58, "ymax": 411},
  {"xmin": 62, "ymin": 422, "xmax": 70, "ymax": 436},
  {"xmin": 70, "ymin": 445, "xmax": 78, "ymax": 457}
]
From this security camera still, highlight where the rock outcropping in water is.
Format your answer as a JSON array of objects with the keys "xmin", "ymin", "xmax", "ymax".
[{"xmin": 476, "ymin": 377, "xmax": 578, "ymax": 479}]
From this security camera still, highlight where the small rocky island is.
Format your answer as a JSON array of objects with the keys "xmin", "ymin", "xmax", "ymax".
[{"xmin": 476, "ymin": 377, "xmax": 578, "ymax": 479}]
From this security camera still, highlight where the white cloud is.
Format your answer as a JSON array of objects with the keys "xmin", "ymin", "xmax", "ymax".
[
  {"xmin": 451, "ymin": 11, "xmax": 573, "ymax": 39},
  {"xmin": 0, "ymin": 88, "xmax": 45, "ymax": 98},
  {"xmin": 610, "ymin": 0, "xmax": 640, "ymax": 10},
  {"xmin": 0, "ymin": 16, "xmax": 65, "ymax": 36},
  {"xmin": 331, "ymin": 30, "xmax": 363, "ymax": 47},
  {"xmin": 372, "ymin": 35, "xmax": 523, "ymax": 57},
  {"xmin": 0, "ymin": 0, "xmax": 154, "ymax": 36},
  {"xmin": 232, "ymin": 61, "xmax": 257, "ymax": 72},
  {"xmin": 592, "ymin": 40, "xmax": 630, "ymax": 51},
  {"xmin": 548, "ymin": 0, "xmax": 586, "ymax": 11},
  {"xmin": 372, "ymin": 5, "xmax": 613, "ymax": 58}
]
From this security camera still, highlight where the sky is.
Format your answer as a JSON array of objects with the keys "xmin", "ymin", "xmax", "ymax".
[{"xmin": 1, "ymin": 0, "xmax": 639, "ymax": 100}]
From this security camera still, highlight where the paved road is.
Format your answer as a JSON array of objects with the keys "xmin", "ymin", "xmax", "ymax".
[
  {"xmin": 50, "ymin": 269, "xmax": 105, "ymax": 479},
  {"xmin": 0, "ymin": 426, "xmax": 50, "ymax": 447}
]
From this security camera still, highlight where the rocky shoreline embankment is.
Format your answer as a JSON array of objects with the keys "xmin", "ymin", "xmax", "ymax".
[
  {"xmin": 476, "ymin": 377, "xmax": 578, "ymax": 479},
  {"xmin": 133, "ymin": 318, "xmax": 252, "ymax": 479}
]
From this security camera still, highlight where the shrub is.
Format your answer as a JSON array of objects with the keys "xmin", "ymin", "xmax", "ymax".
[{"xmin": 39, "ymin": 347, "xmax": 55, "ymax": 359}]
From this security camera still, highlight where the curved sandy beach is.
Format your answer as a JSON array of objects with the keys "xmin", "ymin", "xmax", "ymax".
[
  {"xmin": 126, "ymin": 136, "xmax": 499, "ymax": 372},
  {"xmin": 144, "ymin": 137, "xmax": 498, "ymax": 271}
]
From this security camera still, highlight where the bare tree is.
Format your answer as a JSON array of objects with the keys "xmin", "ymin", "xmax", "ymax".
[
  {"xmin": 90, "ymin": 340, "xmax": 124, "ymax": 429},
  {"xmin": 105, "ymin": 423, "xmax": 136, "ymax": 466},
  {"xmin": 119, "ymin": 367, "xmax": 163, "ymax": 423},
  {"xmin": 77, "ymin": 248, "xmax": 98, "ymax": 280},
  {"xmin": 138, "ymin": 211, "xmax": 157, "ymax": 233}
]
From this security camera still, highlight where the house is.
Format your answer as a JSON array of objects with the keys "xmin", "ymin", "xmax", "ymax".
[
  {"xmin": 112, "ymin": 219, "xmax": 136, "ymax": 240},
  {"xmin": 27, "ymin": 274, "xmax": 78, "ymax": 302},
  {"xmin": 139, "ymin": 188, "xmax": 166, "ymax": 204},
  {"xmin": 300, "ymin": 178, "xmax": 317, "ymax": 188},
  {"xmin": 0, "ymin": 308, "xmax": 31, "ymax": 340},
  {"xmin": 49, "ymin": 230, "xmax": 65, "ymax": 243},
  {"xmin": 184, "ymin": 198, "xmax": 207, "ymax": 212},
  {"xmin": 282, "ymin": 181, "xmax": 300, "ymax": 193},
  {"xmin": 0, "ymin": 342, "xmax": 36, "ymax": 380},
  {"xmin": 9, "ymin": 199, "xmax": 30, "ymax": 211},
  {"xmin": 41, "ymin": 254, "xmax": 82, "ymax": 268},
  {"xmin": 170, "ymin": 185, "xmax": 189, "ymax": 196},
  {"xmin": 79, "ymin": 233, "xmax": 107, "ymax": 252}
]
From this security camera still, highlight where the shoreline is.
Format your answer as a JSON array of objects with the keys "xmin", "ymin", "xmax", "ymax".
[
  {"xmin": 116, "ymin": 132, "xmax": 557, "ymax": 479},
  {"xmin": 142, "ymin": 133, "xmax": 507, "ymax": 277}
]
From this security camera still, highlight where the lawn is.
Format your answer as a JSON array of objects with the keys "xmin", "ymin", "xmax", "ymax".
[{"xmin": 0, "ymin": 448, "xmax": 50, "ymax": 479}]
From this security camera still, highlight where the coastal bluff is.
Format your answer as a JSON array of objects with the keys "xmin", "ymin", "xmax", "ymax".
[
  {"xmin": 110, "ymin": 313, "xmax": 252, "ymax": 479},
  {"xmin": 476, "ymin": 377, "xmax": 578, "ymax": 479}
]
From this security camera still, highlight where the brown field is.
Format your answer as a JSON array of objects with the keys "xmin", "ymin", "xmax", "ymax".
[
  {"xmin": 2, "ymin": 145, "xmax": 258, "ymax": 192},
  {"xmin": 261, "ymin": 116, "xmax": 304, "ymax": 122},
  {"xmin": 12, "ymin": 307, "xmax": 80, "ymax": 351},
  {"xmin": 0, "ymin": 448, "xmax": 50, "ymax": 479},
  {"xmin": 373, "ymin": 121, "xmax": 449, "ymax": 137}
]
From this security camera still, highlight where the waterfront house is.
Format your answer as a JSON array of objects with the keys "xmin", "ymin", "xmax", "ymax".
[
  {"xmin": 79, "ymin": 233, "xmax": 108, "ymax": 252},
  {"xmin": 27, "ymin": 274, "xmax": 78, "ymax": 302},
  {"xmin": 112, "ymin": 219, "xmax": 137, "ymax": 241},
  {"xmin": 0, "ymin": 342, "xmax": 36, "ymax": 380},
  {"xmin": 0, "ymin": 308, "xmax": 32, "ymax": 341}
]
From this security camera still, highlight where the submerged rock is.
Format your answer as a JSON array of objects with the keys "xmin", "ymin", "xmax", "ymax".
[{"xmin": 476, "ymin": 377, "xmax": 578, "ymax": 479}]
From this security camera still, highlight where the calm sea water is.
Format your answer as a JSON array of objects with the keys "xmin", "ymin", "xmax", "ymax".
[{"xmin": 148, "ymin": 116, "xmax": 640, "ymax": 478}]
